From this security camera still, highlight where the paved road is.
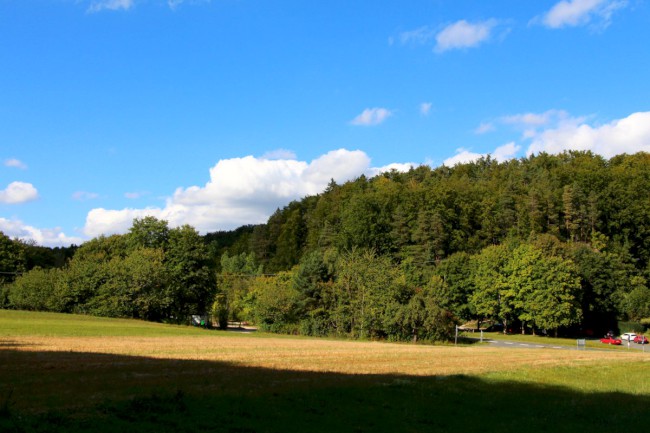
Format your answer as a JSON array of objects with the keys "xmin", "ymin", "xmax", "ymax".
[{"xmin": 483, "ymin": 338, "xmax": 650, "ymax": 353}]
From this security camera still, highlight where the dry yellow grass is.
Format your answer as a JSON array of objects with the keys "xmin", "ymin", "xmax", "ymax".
[
  {"xmin": 2, "ymin": 334, "xmax": 648, "ymax": 413},
  {"xmin": 5, "ymin": 334, "xmax": 643, "ymax": 375}
]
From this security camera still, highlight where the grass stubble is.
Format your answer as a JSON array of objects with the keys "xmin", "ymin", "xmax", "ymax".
[{"xmin": 1, "ymin": 311, "xmax": 649, "ymax": 432}]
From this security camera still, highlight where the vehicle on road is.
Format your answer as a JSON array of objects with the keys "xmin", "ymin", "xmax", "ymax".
[
  {"xmin": 600, "ymin": 336, "xmax": 622, "ymax": 345},
  {"xmin": 620, "ymin": 332, "xmax": 637, "ymax": 341},
  {"xmin": 633, "ymin": 335, "xmax": 648, "ymax": 344}
]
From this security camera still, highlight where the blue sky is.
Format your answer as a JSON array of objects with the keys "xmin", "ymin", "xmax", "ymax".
[{"xmin": 1, "ymin": 0, "xmax": 650, "ymax": 246}]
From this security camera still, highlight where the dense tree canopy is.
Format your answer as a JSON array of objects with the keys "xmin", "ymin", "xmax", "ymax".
[
  {"xmin": 4, "ymin": 219, "xmax": 213, "ymax": 323},
  {"xmin": 4, "ymin": 151, "xmax": 650, "ymax": 339}
]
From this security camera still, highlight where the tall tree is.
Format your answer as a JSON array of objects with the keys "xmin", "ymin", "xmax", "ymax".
[
  {"xmin": 470, "ymin": 244, "xmax": 512, "ymax": 332},
  {"xmin": 165, "ymin": 225, "xmax": 215, "ymax": 321},
  {"xmin": 128, "ymin": 216, "xmax": 170, "ymax": 250}
]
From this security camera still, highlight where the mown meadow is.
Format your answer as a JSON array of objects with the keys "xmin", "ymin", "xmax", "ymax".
[{"xmin": 1, "ymin": 310, "xmax": 649, "ymax": 433}]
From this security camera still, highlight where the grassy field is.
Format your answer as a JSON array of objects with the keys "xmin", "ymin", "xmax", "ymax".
[
  {"xmin": 1, "ymin": 310, "xmax": 649, "ymax": 432},
  {"xmin": 460, "ymin": 329, "xmax": 646, "ymax": 350}
]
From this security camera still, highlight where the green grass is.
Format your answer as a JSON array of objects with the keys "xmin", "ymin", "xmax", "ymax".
[
  {"xmin": 462, "ymin": 330, "xmax": 643, "ymax": 350},
  {"xmin": 1, "ymin": 310, "xmax": 649, "ymax": 433},
  {"xmin": 3, "ymin": 365, "xmax": 649, "ymax": 433},
  {"xmin": 0, "ymin": 309, "xmax": 285, "ymax": 339},
  {"xmin": 0, "ymin": 309, "xmax": 216, "ymax": 337}
]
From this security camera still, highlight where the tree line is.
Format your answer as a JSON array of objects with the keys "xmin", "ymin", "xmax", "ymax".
[
  {"xmin": 2, "ymin": 218, "xmax": 214, "ymax": 322},
  {"xmin": 2, "ymin": 151, "xmax": 650, "ymax": 340}
]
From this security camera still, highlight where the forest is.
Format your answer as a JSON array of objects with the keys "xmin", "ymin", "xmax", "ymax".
[{"xmin": 2, "ymin": 151, "xmax": 650, "ymax": 341}]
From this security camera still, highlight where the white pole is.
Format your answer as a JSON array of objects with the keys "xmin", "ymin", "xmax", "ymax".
[{"xmin": 455, "ymin": 326, "xmax": 458, "ymax": 346}]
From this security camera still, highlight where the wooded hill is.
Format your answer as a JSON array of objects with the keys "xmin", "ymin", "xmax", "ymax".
[
  {"xmin": 209, "ymin": 151, "xmax": 650, "ymax": 273},
  {"xmin": 3, "ymin": 151, "xmax": 650, "ymax": 341}
]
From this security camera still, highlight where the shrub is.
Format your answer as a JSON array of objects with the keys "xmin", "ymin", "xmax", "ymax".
[{"xmin": 617, "ymin": 320, "xmax": 644, "ymax": 334}]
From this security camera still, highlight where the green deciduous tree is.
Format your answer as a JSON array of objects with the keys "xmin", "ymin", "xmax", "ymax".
[
  {"xmin": 506, "ymin": 244, "xmax": 582, "ymax": 336},
  {"xmin": 165, "ymin": 225, "xmax": 215, "ymax": 322},
  {"xmin": 249, "ymin": 271, "xmax": 299, "ymax": 333},
  {"xmin": 470, "ymin": 244, "xmax": 512, "ymax": 332},
  {"xmin": 8, "ymin": 267, "xmax": 61, "ymax": 311}
]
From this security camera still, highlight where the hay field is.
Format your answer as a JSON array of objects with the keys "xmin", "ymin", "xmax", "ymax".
[
  {"xmin": 2, "ymin": 311, "xmax": 650, "ymax": 432},
  {"xmin": 3, "ymin": 331, "xmax": 648, "ymax": 413},
  {"xmin": 6, "ymin": 333, "xmax": 643, "ymax": 375}
]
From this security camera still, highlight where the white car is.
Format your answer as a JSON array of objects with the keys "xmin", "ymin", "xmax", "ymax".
[{"xmin": 620, "ymin": 332, "xmax": 637, "ymax": 341}]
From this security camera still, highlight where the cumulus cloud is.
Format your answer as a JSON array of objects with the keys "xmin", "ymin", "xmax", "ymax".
[
  {"xmin": 4, "ymin": 159, "xmax": 27, "ymax": 170},
  {"xmin": 367, "ymin": 163, "xmax": 416, "ymax": 177},
  {"xmin": 435, "ymin": 19, "xmax": 498, "ymax": 52},
  {"xmin": 443, "ymin": 142, "xmax": 521, "ymax": 167},
  {"xmin": 526, "ymin": 111, "xmax": 650, "ymax": 157},
  {"xmin": 83, "ymin": 149, "xmax": 414, "ymax": 238},
  {"xmin": 443, "ymin": 149, "xmax": 484, "ymax": 167},
  {"xmin": 420, "ymin": 102, "xmax": 432, "ymax": 116},
  {"xmin": 84, "ymin": 208, "xmax": 163, "ymax": 238},
  {"xmin": 0, "ymin": 182, "xmax": 39, "ymax": 204},
  {"xmin": 500, "ymin": 109, "xmax": 581, "ymax": 139},
  {"xmin": 537, "ymin": 0, "xmax": 627, "ymax": 29},
  {"xmin": 493, "ymin": 142, "xmax": 521, "ymax": 161},
  {"xmin": 87, "ymin": 0, "xmax": 134, "ymax": 13},
  {"xmin": 350, "ymin": 108, "xmax": 393, "ymax": 126},
  {"xmin": 0, "ymin": 217, "xmax": 84, "ymax": 247}
]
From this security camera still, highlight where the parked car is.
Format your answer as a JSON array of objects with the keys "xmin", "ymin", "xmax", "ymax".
[
  {"xmin": 633, "ymin": 335, "xmax": 648, "ymax": 344},
  {"xmin": 620, "ymin": 332, "xmax": 637, "ymax": 341},
  {"xmin": 600, "ymin": 336, "xmax": 622, "ymax": 345}
]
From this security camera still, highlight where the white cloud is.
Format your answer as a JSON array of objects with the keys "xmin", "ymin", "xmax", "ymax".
[
  {"xmin": 475, "ymin": 122, "xmax": 496, "ymax": 134},
  {"xmin": 399, "ymin": 26, "xmax": 437, "ymax": 45},
  {"xmin": 526, "ymin": 111, "xmax": 650, "ymax": 157},
  {"xmin": 124, "ymin": 191, "xmax": 148, "ymax": 199},
  {"xmin": 367, "ymin": 163, "xmax": 417, "ymax": 177},
  {"xmin": 538, "ymin": 0, "xmax": 627, "ymax": 29},
  {"xmin": 72, "ymin": 191, "xmax": 99, "ymax": 201},
  {"xmin": 500, "ymin": 109, "xmax": 582, "ymax": 138},
  {"xmin": 0, "ymin": 217, "xmax": 84, "ymax": 247},
  {"xmin": 502, "ymin": 110, "xmax": 564, "ymax": 126},
  {"xmin": 435, "ymin": 19, "xmax": 498, "ymax": 52},
  {"xmin": 443, "ymin": 149, "xmax": 484, "ymax": 167},
  {"xmin": 261, "ymin": 149, "xmax": 297, "ymax": 160},
  {"xmin": 84, "ymin": 208, "xmax": 163, "ymax": 238},
  {"xmin": 167, "ymin": 0, "xmax": 210, "ymax": 10},
  {"xmin": 493, "ymin": 142, "xmax": 521, "ymax": 161},
  {"xmin": 4, "ymin": 159, "xmax": 27, "ymax": 170},
  {"xmin": 0, "ymin": 182, "xmax": 39, "ymax": 204},
  {"xmin": 83, "ymin": 149, "xmax": 414, "ymax": 238},
  {"xmin": 350, "ymin": 108, "xmax": 393, "ymax": 126},
  {"xmin": 87, "ymin": 0, "xmax": 134, "ymax": 13},
  {"xmin": 86, "ymin": 0, "xmax": 210, "ymax": 13},
  {"xmin": 420, "ymin": 102, "xmax": 432, "ymax": 116},
  {"xmin": 443, "ymin": 142, "xmax": 521, "ymax": 167}
]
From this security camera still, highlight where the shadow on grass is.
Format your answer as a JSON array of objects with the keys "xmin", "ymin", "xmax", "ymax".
[{"xmin": 0, "ymin": 348, "xmax": 647, "ymax": 433}]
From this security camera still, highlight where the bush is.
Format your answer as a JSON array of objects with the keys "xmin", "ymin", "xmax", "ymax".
[
  {"xmin": 639, "ymin": 318, "xmax": 650, "ymax": 330},
  {"xmin": 7, "ymin": 267, "xmax": 61, "ymax": 311},
  {"xmin": 617, "ymin": 320, "xmax": 644, "ymax": 334}
]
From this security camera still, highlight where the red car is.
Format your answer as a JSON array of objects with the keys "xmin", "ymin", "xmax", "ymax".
[
  {"xmin": 633, "ymin": 335, "xmax": 649, "ymax": 344},
  {"xmin": 600, "ymin": 336, "xmax": 622, "ymax": 345}
]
